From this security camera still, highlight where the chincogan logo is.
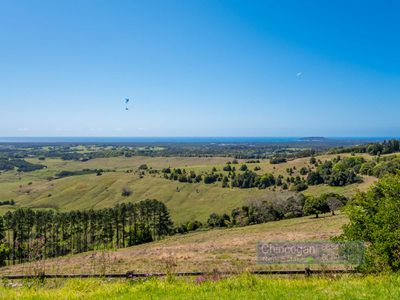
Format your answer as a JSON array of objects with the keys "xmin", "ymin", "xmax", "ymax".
[
  {"xmin": 257, "ymin": 241, "xmax": 364, "ymax": 265},
  {"xmin": 260, "ymin": 243, "xmax": 317, "ymax": 257}
]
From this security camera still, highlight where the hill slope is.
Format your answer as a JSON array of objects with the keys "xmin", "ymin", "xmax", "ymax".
[
  {"xmin": 0, "ymin": 213, "xmax": 347, "ymax": 275},
  {"xmin": 0, "ymin": 154, "xmax": 375, "ymax": 223}
]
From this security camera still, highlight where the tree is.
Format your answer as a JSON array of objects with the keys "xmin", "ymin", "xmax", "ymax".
[
  {"xmin": 290, "ymin": 182, "xmax": 308, "ymax": 192},
  {"xmin": 223, "ymin": 165, "xmax": 232, "ymax": 172},
  {"xmin": 257, "ymin": 173, "xmax": 275, "ymax": 188},
  {"xmin": 307, "ymin": 171, "xmax": 324, "ymax": 185},
  {"xmin": 138, "ymin": 164, "xmax": 148, "ymax": 170},
  {"xmin": 0, "ymin": 200, "xmax": 173, "ymax": 265},
  {"xmin": 284, "ymin": 195, "xmax": 305, "ymax": 218},
  {"xmin": 341, "ymin": 174, "xmax": 400, "ymax": 271},
  {"xmin": 303, "ymin": 196, "xmax": 329, "ymax": 218},
  {"xmin": 326, "ymin": 197, "xmax": 343, "ymax": 215},
  {"xmin": 0, "ymin": 217, "xmax": 8, "ymax": 266},
  {"xmin": 207, "ymin": 213, "xmax": 230, "ymax": 227},
  {"xmin": 203, "ymin": 174, "xmax": 217, "ymax": 184},
  {"xmin": 240, "ymin": 164, "xmax": 248, "ymax": 171},
  {"xmin": 121, "ymin": 187, "xmax": 132, "ymax": 197},
  {"xmin": 299, "ymin": 167, "xmax": 308, "ymax": 175}
]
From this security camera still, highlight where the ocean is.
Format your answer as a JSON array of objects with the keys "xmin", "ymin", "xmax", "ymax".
[{"xmin": 0, "ymin": 137, "xmax": 394, "ymax": 143}]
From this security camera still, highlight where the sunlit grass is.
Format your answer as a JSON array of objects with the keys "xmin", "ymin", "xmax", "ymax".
[
  {"xmin": 0, "ymin": 274, "xmax": 398, "ymax": 299},
  {"xmin": 0, "ymin": 154, "xmax": 375, "ymax": 223}
]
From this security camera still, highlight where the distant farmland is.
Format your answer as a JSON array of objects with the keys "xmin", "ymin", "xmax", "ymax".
[{"xmin": 0, "ymin": 154, "xmax": 376, "ymax": 223}]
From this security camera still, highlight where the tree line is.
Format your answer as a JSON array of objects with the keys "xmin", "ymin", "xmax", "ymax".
[
  {"xmin": 206, "ymin": 193, "xmax": 347, "ymax": 228},
  {"xmin": 331, "ymin": 139, "xmax": 400, "ymax": 156},
  {"xmin": 0, "ymin": 158, "xmax": 45, "ymax": 172},
  {"xmin": 0, "ymin": 199, "xmax": 173, "ymax": 266}
]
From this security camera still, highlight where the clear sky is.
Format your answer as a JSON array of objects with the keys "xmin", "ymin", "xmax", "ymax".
[{"xmin": 1, "ymin": 0, "xmax": 399, "ymax": 137}]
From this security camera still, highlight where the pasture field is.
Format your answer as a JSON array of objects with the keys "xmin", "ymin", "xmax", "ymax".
[
  {"xmin": 0, "ymin": 153, "xmax": 376, "ymax": 223},
  {"xmin": 0, "ymin": 274, "xmax": 399, "ymax": 299},
  {"xmin": 0, "ymin": 213, "xmax": 347, "ymax": 275}
]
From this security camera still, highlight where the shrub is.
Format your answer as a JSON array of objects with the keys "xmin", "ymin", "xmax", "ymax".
[
  {"xmin": 270, "ymin": 157, "xmax": 287, "ymax": 164},
  {"xmin": 341, "ymin": 174, "xmax": 400, "ymax": 271},
  {"xmin": 121, "ymin": 187, "xmax": 132, "ymax": 197},
  {"xmin": 291, "ymin": 182, "xmax": 308, "ymax": 192}
]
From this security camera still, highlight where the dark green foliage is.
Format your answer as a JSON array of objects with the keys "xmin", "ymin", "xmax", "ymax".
[
  {"xmin": 138, "ymin": 164, "xmax": 148, "ymax": 170},
  {"xmin": 305, "ymin": 156, "xmax": 364, "ymax": 187},
  {"xmin": 207, "ymin": 213, "xmax": 230, "ymax": 227},
  {"xmin": 223, "ymin": 165, "xmax": 232, "ymax": 171},
  {"xmin": 203, "ymin": 173, "xmax": 218, "ymax": 184},
  {"xmin": 303, "ymin": 196, "xmax": 330, "ymax": 218},
  {"xmin": 175, "ymin": 220, "xmax": 203, "ymax": 234},
  {"xmin": 246, "ymin": 160, "xmax": 260, "ymax": 164},
  {"xmin": 121, "ymin": 187, "xmax": 132, "ymax": 197},
  {"xmin": 291, "ymin": 182, "xmax": 308, "ymax": 192},
  {"xmin": 341, "ymin": 175, "xmax": 400, "ymax": 271},
  {"xmin": 239, "ymin": 164, "xmax": 248, "ymax": 171},
  {"xmin": 307, "ymin": 171, "xmax": 324, "ymax": 185},
  {"xmin": 231, "ymin": 171, "xmax": 275, "ymax": 189},
  {"xmin": 325, "ymin": 170, "xmax": 362, "ymax": 186},
  {"xmin": 369, "ymin": 157, "xmax": 400, "ymax": 178},
  {"xmin": 299, "ymin": 167, "xmax": 308, "ymax": 175},
  {"xmin": 332, "ymin": 139, "xmax": 400, "ymax": 156},
  {"xmin": 1, "ymin": 200, "xmax": 173, "ymax": 266},
  {"xmin": 359, "ymin": 160, "xmax": 376, "ymax": 176},
  {"xmin": 333, "ymin": 156, "xmax": 365, "ymax": 173},
  {"xmin": 221, "ymin": 176, "xmax": 229, "ymax": 188},
  {"xmin": 162, "ymin": 167, "xmax": 171, "ymax": 173},
  {"xmin": 256, "ymin": 173, "xmax": 276, "ymax": 188},
  {"xmin": 229, "ymin": 195, "xmax": 314, "ymax": 227},
  {"xmin": 0, "ymin": 158, "xmax": 45, "ymax": 172},
  {"xmin": 284, "ymin": 194, "xmax": 306, "ymax": 218},
  {"xmin": 55, "ymin": 169, "xmax": 103, "ymax": 179},
  {"xmin": 270, "ymin": 157, "xmax": 287, "ymax": 164}
]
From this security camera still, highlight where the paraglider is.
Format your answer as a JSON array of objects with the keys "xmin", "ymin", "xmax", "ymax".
[
  {"xmin": 296, "ymin": 72, "xmax": 303, "ymax": 79},
  {"xmin": 124, "ymin": 98, "xmax": 130, "ymax": 110}
]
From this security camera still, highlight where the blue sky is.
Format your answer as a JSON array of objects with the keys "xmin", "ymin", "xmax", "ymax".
[{"xmin": 1, "ymin": 0, "xmax": 399, "ymax": 137}]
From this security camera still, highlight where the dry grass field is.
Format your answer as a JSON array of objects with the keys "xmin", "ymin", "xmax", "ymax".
[{"xmin": 0, "ymin": 213, "xmax": 347, "ymax": 275}]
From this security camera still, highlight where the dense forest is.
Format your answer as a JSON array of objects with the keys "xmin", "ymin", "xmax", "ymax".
[{"xmin": 0, "ymin": 199, "xmax": 173, "ymax": 266}]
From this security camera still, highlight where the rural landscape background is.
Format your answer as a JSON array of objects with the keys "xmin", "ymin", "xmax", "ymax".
[{"xmin": 1, "ymin": 0, "xmax": 400, "ymax": 299}]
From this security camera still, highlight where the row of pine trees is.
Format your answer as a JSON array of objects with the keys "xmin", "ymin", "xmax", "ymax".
[{"xmin": 0, "ymin": 199, "xmax": 173, "ymax": 265}]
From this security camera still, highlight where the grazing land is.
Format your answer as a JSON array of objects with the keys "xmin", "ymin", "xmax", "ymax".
[
  {"xmin": 0, "ymin": 213, "xmax": 346, "ymax": 275},
  {"xmin": 0, "ymin": 153, "xmax": 377, "ymax": 223}
]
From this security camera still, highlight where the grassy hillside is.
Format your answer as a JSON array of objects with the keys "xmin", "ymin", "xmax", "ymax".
[
  {"xmin": 0, "ymin": 213, "xmax": 347, "ymax": 275},
  {"xmin": 0, "ymin": 154, "xmax": 376, "ymax": 223}
]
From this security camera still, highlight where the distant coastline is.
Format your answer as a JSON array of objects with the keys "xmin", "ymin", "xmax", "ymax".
[{"xmin": 0, "ymin": 136, "xmax": 395, "ymax": 143}]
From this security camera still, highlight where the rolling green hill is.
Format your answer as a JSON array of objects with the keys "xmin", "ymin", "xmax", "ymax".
[{"xmin": 0, "ymin": 154, "xmax": 376, "ymax": 223}]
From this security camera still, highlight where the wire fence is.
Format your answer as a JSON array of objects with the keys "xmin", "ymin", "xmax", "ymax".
[{"xmin": 1, "ymin": 268, "xmax": 360, "ymax": 279}]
